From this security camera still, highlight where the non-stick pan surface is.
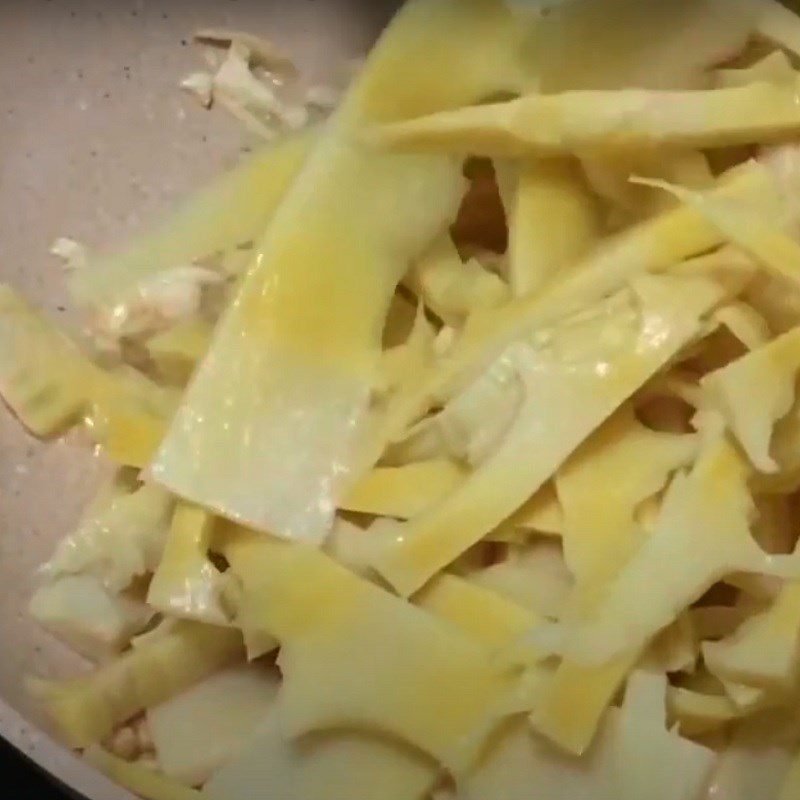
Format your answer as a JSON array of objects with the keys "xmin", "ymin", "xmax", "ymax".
[{"xmin": 0, "ymin": 2, "xmax": 395, "ymax": 795}]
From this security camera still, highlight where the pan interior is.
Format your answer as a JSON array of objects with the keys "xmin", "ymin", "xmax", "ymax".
[{"xmin": 0, "ymin": 0, "xmax": 394, "ymax": 795}]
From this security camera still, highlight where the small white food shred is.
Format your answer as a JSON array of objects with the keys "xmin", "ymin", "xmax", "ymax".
[
  {"xmin": 180, "ymin": 73, "xmax": 214, "ymax": 108},
  {"xmin": 180, "ymin": 29, "xmax": 328, "ymax": 140},
  {"xmin": 50, "ymin": 237, "xmax": 88, "ymax": 272}
]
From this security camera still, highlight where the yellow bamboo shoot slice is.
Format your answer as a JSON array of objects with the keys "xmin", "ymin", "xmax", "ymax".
[
  {"xmin": 376, "ymin": 163, "xmax": 776, "ymax": 455},
  {"xmin": 0, "ymin": 286, "xmax": 176, "ymax": 467},
  {"xmin": 28, "ymin": 621, "xmax": 243, "ymax": 747},
  {"xmin": 499, "ymin": 159, "xmax": 601, "ymax": 297},
  {"xmin": 84, "ymin": 747, "xmax": 202, "ymax": 800},
  {"xmin": 151, "ymin": 0, "xmax": 540, "ymax": 543},
  {"xmin": 341, "ymin": 459, "xmax": 467, "ymax": 519},
  {"xmin": 721, "ymin": 681, "xmax": 766, "ymax": 711},
  {"xmin": 468, "ymin": 672, "xmax": 714, "ymax": 800},
  {"xmin": 261, "ymin": 562, "xmax": 542, "ymax": 786},
  {"xmin": 468, "ymin": 539, "xmax": 572, "ymax": 619},
  {"xmin": 616, "ymin": 672, "xmax": 716, "ymax": 800},
  {"xmin": 531, "ymin": 654, "xmax": 638, "ymax": 756},
  {"xmin": 712, "ymin": 302, "xmax": 771, "ymax": 351},
  {"xmin": 531, "ymin": 410, "xmax": 696, "ymax": 753},
  {"xmin": 756, "ymin": 0, "xmax": 800, "ymax": 60},
  {"xmin": 666, "ymin": 687, "xmax": 742, "ymax": 736},
  {"xmin": 745, "ymin": 273, "xmax": 800, "ymax": 334},
  {"xmin": 379, "ymin": 305, "xmax": 436, "ymax": 395},
  {"xmin": 715, "ymin": 51, "xmax": 795, "ymax": 89},
  {"xmin": 222, "ymin": 527, "xmax": 515, "ymax": 772},
  {"xmin": 562, "ymin": 435, "xmax": 800, "ymax": 666},
  {"xmin": 648, "ymin": 614, "xmax": 698, "ymax": 674},
  {"xmin": 636, "ymin": 177, "xmax": 800, "ymax": 293},
  {"xmin": 408, "ymin": 235, "xmax": 509, "ymax": 325},
  {"xmin": 416, "ymin": 573, "xmax": 538, "ymax": 652},
  {"xmin": 29, "ymin": 574, "xmax": 152, "ymax": 660},
  {"xmin": 707, "ymin": 713, "xmax": 795, "ymax": 800},
  {"xmin": 374, "ymin": 79, "xmax": 800, "ymax": 157},
  {"xmin": 41, "ymin": 478, "xmax": 174, "ymax": 593},
  {"xmin": 532, "ymin": 0, "xmax": 754, "ymax": 92},
  {"xmin": 204, "ymin": 710, "xmax": 437, "ymax": 800},
  {"xmin": 147, "ymin": 665, "xmax": 279, "ymax": 786},
  {"xmin": 702, "ymin": 327, "xmax": 800, "ymax": 473},
  {"xmin": 780, "ymin": 749, "xmax": 800, "ymax": 800},
  {"xmin": 349, "ymin": 0, "xmax": 538, "ymax": 125},
  {"xmin": 703, "ymin": 581, "xmax": 800, "ymax": 690},
  {"xmin": 372, "ymin": 274, "xmax": 726, "ymax": 597},
  {"xmin": 433, "ymin": 348, "xmax": 524, "ymax": 468},
  {"xmin": 581, "ymin": 149, "xmax": 714, "ymax": 228},
  {"xmin": 462, "ymin": 714, "xmax": 620, "ymax": 800},
  {"xmin": 557, "ymin": 408, "xmax": 696, "ymax": 597},
  {"xmin": 71, "ymin": 131, "xmax": 313, "ymax": 305},
  {"xmin": 147, "ymin": 319, "xmax": 213, "ymax": 385},
  {"xmin": 151, "ymin": 139, "xmax": 463, "ymax": 541},
  {"xmin": 508, "ymin": 482, "xmax": 563, "ymax": 534},
  {"xmin": 556, "ymin": 408, "xmax": 697, "ymax": 584},
  {"xmin": 0, "ymin": 286, "xmax": 95, "ymax": 432},
  {"xmin": 147, "ymin": 503, "xmax": 228, "ymax": 625}
]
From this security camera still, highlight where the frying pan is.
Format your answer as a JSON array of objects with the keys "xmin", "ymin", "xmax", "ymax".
[{"xmin": 0, "ymin": 1, "xmax": 395, "ymax": 795}]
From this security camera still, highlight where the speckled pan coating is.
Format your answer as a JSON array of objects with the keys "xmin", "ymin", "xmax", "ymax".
[{"xmin": 0, "ymin": 1, "xmax": 395, "ymax": 795}]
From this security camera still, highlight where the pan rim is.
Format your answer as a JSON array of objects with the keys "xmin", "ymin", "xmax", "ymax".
[{"xmin": 0, "ymin": 699, "xmax": 135, "ymax": 800}]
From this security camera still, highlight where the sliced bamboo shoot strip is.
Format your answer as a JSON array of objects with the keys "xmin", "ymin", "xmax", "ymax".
[{"xmin": 374, "ymin": 79, "xmax": 800, "ymax": 157}]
